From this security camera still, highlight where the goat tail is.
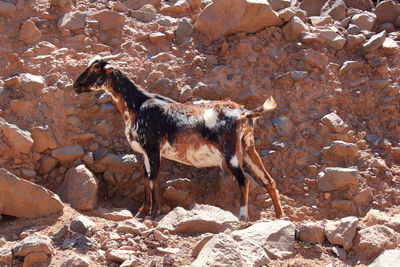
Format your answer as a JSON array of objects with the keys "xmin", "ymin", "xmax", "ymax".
[{"xmin": 245, "ymin": 96, "xmax": 277, "ymax": 119}]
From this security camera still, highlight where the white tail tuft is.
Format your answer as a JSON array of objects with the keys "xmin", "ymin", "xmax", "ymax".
[{"xmin": 263, "ymin": 96, "xmax": 277, "ymax": 112}]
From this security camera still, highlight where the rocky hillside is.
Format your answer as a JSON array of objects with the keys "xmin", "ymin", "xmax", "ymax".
[{"xmin": 0, "ymin": 0, "xmax": 400, "ymax": 266}]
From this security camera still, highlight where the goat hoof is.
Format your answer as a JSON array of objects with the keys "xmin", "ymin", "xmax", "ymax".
[
  {"xmin": 280, "ymin": 216, "xmax": 290, "ymax": 221},
  {"xmin": 238, "ymin": 215, "xmax": 248, "ymax": 221},
  {"xmin": 136, "ymin": 207, "xmax": 150, "ymax": 218}
]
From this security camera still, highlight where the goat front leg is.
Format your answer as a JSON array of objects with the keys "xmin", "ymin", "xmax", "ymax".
[
  {"xmin": 146, "ymin": 148, "xmax": 161, "ymax": 217},
  {"xmin": 137, "ymin": 154, "xmax": 152, "ymax": 218}
]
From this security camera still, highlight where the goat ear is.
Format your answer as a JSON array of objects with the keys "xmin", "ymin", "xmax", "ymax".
[{"xmin": 104, "ymin": 64, "xmax": 114, "ymax": 74}]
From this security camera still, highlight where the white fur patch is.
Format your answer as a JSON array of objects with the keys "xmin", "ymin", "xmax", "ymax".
[
  {"xmin": 204, "ymin": 109, "xmax": 218, "ymax": 129},
  {"xmin": 230, "ymin": 155, "xmax": 239, "ymax": 167},
  {"xmin": 193, "ymin": 100, "xmax": 211, "ymax": 105},
  {"xmin": 149, "ymin": 180, "xmax": 153, "ymax": 190},
  {"xmin": 161, "ymin": 141, "xmax": 223, "ymax": 168}
]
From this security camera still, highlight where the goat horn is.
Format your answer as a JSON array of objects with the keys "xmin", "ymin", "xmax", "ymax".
[{"xmin": 101, "ymin": 53, "xmax": 127, "ymax": 62}]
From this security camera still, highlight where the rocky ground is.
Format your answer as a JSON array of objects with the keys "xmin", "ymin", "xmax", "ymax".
[{"xmin": 1, "ymin": 0, "xmax": 400, "ymax": 266}]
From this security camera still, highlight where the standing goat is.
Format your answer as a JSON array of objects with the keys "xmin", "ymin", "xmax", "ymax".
[{"xmin": 73, "ymin": 54, "xmax": 285, "ymax": 220}]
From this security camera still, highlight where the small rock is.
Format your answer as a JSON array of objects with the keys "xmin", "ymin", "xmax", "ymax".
[
  {"xmin": 30, "ymin": 125, "xmax": 57, "ymax": 153},
  {"xmin": 130, "ymin": 10, "xmax": 157, "ymax": 23},
  {"xmin": 320, "ymin": 0, "xmax": 346, "ymax": 21},
  {"xmin": 148, "ymin": 32, "xmax": 167, "ymax": 44},
  {"xmin": 356, "ymin": 30, "xmax": 386, "ymax": 56},
  {"xmin": 0, "ymin": 121, "xmax": 33, "ymax": 154},
  {"xmin": 162, "ymin": 186, "xmax": 188, "ymax": 203},
  {"xmin": 153, "ymin": 229, "xmax": 168, "ymax": 241},
  {"xmin": 38, "ymin": 156, "xmax": 58, "ymax": 175},
  {"xmin": 61, "ymin": 254, "xmax": 90, "ymax": 267},
  {"xmin": 298, "ymin": 221, "xmax": 325, "ymax": 244},
  {"xmin": 52, "ymin": 225, "xmax": 69, "ymax": 240},
  {"xmin": 13, "ymin": 235, "xmax": 53, "ymax": 257},
  {"xmin": 321, "ymin": 141, "xmax": 360, "ymax": 162},
  {"xmin": 126, "ymin": 0, "xmax": 159, "ymax": 10},
  {"xmin": 339, "ymin": 61, "xmax": 363, "ymax": 75},
  {"xmin": 351, "ymin": 11, "xmax": 376, "ymax": 31},
  {"xmin": 353, "ymin": 225, "xmax": 397, "ymax": 259},
  {"xmin": 325, "ymin": 216, "xmax": 358, "ymax": 250},
  {"xmin": 58, "ymin": 165, "xmax": 98, "ymax": 211},
  {"xmin": 157, "ymin": 247, "xmax": 179, "ymax": 254},
  {"xmin": 117, "ymin": 218, "xmax": 147, "ymax": 235},
  {"xmin": 346, "ymin": 33, "xmax": 366, "ymax": 50},
  {"xmin": 175, "ymin": 18, "xmax": 193, "ymax": 44},
  {"xmin": 382, "ymin": 38, "xmax": 400, "ymax": 55},
  {"xmin": 93, "ymin": 10, "xmax": 125, "ymax": 31},
  {"xmin": 317, "ymin": 28, "xmax": 346, "ymax": 50},
  {"xmin": 321, "ymin": 112, "xmax": 348, "ymax": 133},
  {"xmin": 51, "ymin": 145, "xmax": 84, "ymax": 163},
  {"xmin": 107, "ymin": 249, "xmax": 136, "ymax": 263},
  {"xmin": 278, "ymin": 7, "xmax": 306, "ymax": 22},
  {"xmin": 272, "ymin": 115, "xmax": 293, "ymax": 137},
  {"xmin": 282, "ymin": 16, "xmax": 308, "ymax": 41},
  {"xmin": 94, "ymin": 120, "xmax": 113, "ymax": 137},
  {"xmin": 179, "ymin": 85, "xmax": 192, "ymax": 102},
  {"xmin": 318, "ymin": 167, "xmax": 359, "ymax": 192},
  {"xmin": 0, "ymin": 1, "xmax": 16, "ymax": 17},
  {"xmin": 19, "ymin": 73, "xmax": 45, "ymax": 94},
  {"xmin": 23, "ymin": 252, "xmax": 48, "ymax": 267},
  {"xmin": 58, "ymin": 11, "xmax": 87, "ymax": 32},
  {"xmin": 19, "ymin": 20, "xmax": 41, "ymax": 44},
  {"xmin": 93, "ymin": 207, "xmax": 133, "ymax": 221},
  {"xmin": 70, "ymin": 216, "xmax": 95, "ymax": 234},
  {"xmin": 303, "ymin": 49, "xmax": 327, "ymax": 69}
]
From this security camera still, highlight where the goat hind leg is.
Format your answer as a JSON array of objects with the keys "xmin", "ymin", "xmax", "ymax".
[{"xmin": 243, "ymin": 145, "xmax": 285, "ymax": 219}]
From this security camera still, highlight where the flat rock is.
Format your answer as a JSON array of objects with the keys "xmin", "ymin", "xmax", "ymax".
[
  {"xmin": 107, "ymin": 249, "xmax": 136, "ymax": 263},
  {"xmin": 357, "ymin": 30, "xmax": 386, "ymax": 56},
  {"xmin": 318, "ymin": 167, "xmax": 359, "ymax": 192},
  {"xmin": 298, "ymin": 221, "xmax": 325, "ymax": 244},
  {"xmin": 0, "ymin": 168, "xmax": 63, "ymax": 218},
  {"xmin": 346, "ymin": 33, "xmax": 366, "ymax": 50},
  {"xmin": 0, "ymin": 121, "xmax": 33, "ymax": 154},
  {"xmin": 339, "ymin": 60, "xmax": 363, "ymax": 75},
  {"xmin": 61, "ymin": 254, "xmax": 90, "ymax": 267},
  {"xmin": 194, "ymin": 0, "xmax": 282, "ymax": 40},
  {"xmin": 19, "ymin": 20, "xmax": 41, "ymax": 44},
  {"xmin": 51, "ymin": 145, "xmax": 84, "ymax": 163},
  {"xmin": 93, "ymin": 207, "xmax": 133, "ymax": 221},
  {"xmin": 370, "ymin": 249, "xmax": 400, "ymax": 267},
  {"xmin": 321, "ymin": 112, "xmax": 348, "ymax": 133},
  {"xmin": 58, "ymin": 11, "xmax": 87, "ymax": 32},
  {"xmin": 157, "ymin": 204, "xmax": 239, "ymax": 234},
  {"xmin": 353, "ymin": 225, "xmax": 397, "ymax": 259},
  {"xmin": 13, "ymin": 235, "xmax": 53, "ymax": 257},
  {"xmin": 30, "ymin": 125, "xmax": 57, "ymax": 153},
  {"xmin": 100, "ymin": 153, "xmax": 139, "ymax": 172},
  {"xmin": 321, "ymin": 141, "xmax": 360, "ymax": 162},
  {"xmin": 175, "ymin": 18, "xmax": 193, "ymax": 44},
  {"xmin": 23, "ymin": 252, "xmax": 48, "ymax": 266},
  {"xmin": 117, "ymin": 218, "xmax": 147, "ymax": 235},
  {"xmin": 10, "ymin": 100, "xmax": 35, "ymax": 114},
  {"xmin": 93, "ymin": 10, "xmax": 125, "ymax": 31},
  {"xmin": 325, "ymin": 216, "xmax": 358, "ymax": 250},
  {"xmin": 59, "ymin": 165, "xmax": 98, "ymax": 211},
  {"xmin": 130, "ymin": 10, "xmax": 157, "ymax": 22},
  {"xmin": 362, "ymin": 209, "xmax": 400, "ymax": 232}
]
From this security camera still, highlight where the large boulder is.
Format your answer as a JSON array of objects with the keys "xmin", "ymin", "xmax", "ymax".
[
  {"xmin": 59, "ymin": 165, "xmax": 98, "ymax": 211},
  {"xmin": 0, "ymin": 168, "xmax": 63, "ymax": 218},
  {"xmin": 13, "ymin": 235, "xmax": 53, "ymax": 257},
  {"xmin": 0, "ymin": 121, "xmax": 33, "ymax": 154},
  {"xmin": 194, "ymin": 0, "xmax": 282, "ymax": 40},
  {"xmin": 374, "ymin": 0, "xmax": 400, "ymax": 27},
  {"xmin": 318, "ymin": 167, "xmax": 359, "ymax": 191},
  {"xmin": 157, "ymin": 204, "xmax": 239, "ymax": 234}
]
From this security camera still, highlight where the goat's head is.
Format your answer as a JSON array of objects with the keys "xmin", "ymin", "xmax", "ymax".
[{"xmin": 73, "ymin": 53, "xmax": 124, "ymax": 94}]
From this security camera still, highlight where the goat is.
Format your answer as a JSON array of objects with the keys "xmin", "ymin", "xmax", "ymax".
[{"xmin": 73, "ymin": 54, "xmax": 285, "ymax": 220}]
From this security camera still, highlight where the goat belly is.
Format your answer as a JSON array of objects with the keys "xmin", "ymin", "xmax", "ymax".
[{"xmin": 160, "ymin": 139, "xmax": 223, "ymax": 168}]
